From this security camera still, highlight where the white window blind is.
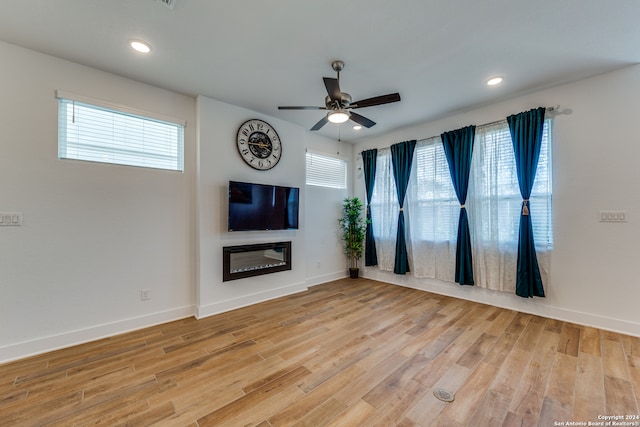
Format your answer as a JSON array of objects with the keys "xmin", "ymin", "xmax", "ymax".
[
  {"xmin": 306, "ymin": 151, "xmax": 347, "ymax": 189},
  {"xmin": 57, "ymin": 92, "xmax": 185, "ymax": 172},
  {"xmin": 408, "ymin": 137, "xmax": 458, "ymax": 242}
]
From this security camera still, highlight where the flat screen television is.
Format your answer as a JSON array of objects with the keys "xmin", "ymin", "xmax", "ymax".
[{"xmin": 228, "ymin": 181, "xmax": 300, "ymax": 231}]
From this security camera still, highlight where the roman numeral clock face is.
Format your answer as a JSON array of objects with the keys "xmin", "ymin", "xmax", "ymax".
[{"xmin": 236, "ymin": 119, "xmax": 282, "ymax": 170}]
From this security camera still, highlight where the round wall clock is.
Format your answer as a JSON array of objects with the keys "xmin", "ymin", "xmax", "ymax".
[{"xmin": 236, "ymin": 119, "xmax": 282, "ymax": 170}]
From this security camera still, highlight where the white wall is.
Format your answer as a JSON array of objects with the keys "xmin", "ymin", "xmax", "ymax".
[
  {"xmin": 195, "ymin": 96, "xmax": 347, "ymax": 317},
  {"xmin": 354, "ymin": 65, "xmax": 640, "ymax": 337},
  {"xmin": 304, "ymin": 142, "xmax": 351, "ymax": 286},
  {"xmin": 0, "ymin": 41, "xmax": 197, "ymax": 362},
  {"xmin": 305, "ymin": 184, "xmax": 349, "ymax": 285},
  {"xmin": 0, "ymin": 41, "xmax": 350, "ymax": 363}
]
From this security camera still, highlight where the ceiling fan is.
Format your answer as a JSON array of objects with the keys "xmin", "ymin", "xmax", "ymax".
[{"xmin": 278, "ymin": 60, "xmax": 401, "ymax": 131}]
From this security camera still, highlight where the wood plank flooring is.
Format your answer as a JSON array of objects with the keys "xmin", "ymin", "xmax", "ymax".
[{"xmin": 1, "ymin": 278, "xmax": 639, "ymax": 426}]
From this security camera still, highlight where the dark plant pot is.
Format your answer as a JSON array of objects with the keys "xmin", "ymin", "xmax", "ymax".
[{"xmin": 349, "ymin": 268, "xmax": 359, "ymax": 279}]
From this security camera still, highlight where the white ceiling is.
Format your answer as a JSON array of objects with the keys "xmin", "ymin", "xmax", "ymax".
[{"xmin": 1, "ymin": 0, "xmax": 639, "ymax": 142}]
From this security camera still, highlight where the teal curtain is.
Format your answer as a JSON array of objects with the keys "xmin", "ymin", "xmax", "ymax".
[
  {"xmin": 442, "ymin": 126, "xmax": 476, "ymax": 286},
  {"xmin": 362, "ymin": 149, "xmax": 378, "ymax": 266},
  {"xmin": 390, "ymin": 140, "xmax": 416, "ymax": 274},
  {"xmin": 507, "ymin": 107, "xmax": 546, "ymax": 298}
]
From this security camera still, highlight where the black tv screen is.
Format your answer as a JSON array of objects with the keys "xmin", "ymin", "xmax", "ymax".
[{"xmin": 228, "ymin": 181, "xmax": 299, "ymax": 231}]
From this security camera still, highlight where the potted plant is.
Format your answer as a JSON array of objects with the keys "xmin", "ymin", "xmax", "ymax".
[{"xmin": 339, "ymin": 197, "xmax": 367, "ymax": 278}]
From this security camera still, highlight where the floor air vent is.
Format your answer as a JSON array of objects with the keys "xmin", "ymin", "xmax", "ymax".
[{"xmin": 433, "ymin": 388, "xmax": 455, "ymax": 402}]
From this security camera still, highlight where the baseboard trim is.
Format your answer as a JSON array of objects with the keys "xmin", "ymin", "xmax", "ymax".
[
  {"xmin": 6, "ymin": 274, "xmax": 635, "ymax": 365},
  {"xmin": 362, "ymin": 270, "xmax": 640, "ymax": 338},
  {"xmin": 0, "ymin": 305, "xmax": 195, "ymax": 365},
  {"xmin": 305, "ymin": 271, "xmax": 348, "ymax": 287},
  {"xmin": 196, "ymin": 281, "xmax": 308, "ymax": 319}
]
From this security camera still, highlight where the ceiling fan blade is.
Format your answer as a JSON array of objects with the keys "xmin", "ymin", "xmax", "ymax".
[
  {"xmin": 323, "ymin": 77, "xmax": 342, "ymax": 103},
  {"xmin": 351, "ymin": 93, "xmax": 401, "ymax": 109},
  {"xmin": 278, "ymin": 106, "xmax": 327, "ymax": 110},
  {"xmin": 349, "ymin": 112, "xmax": 376, "ymax": 128},
  {"xmin": 310, "ymin": 115, "xmax": 329, "ymax": 131}
]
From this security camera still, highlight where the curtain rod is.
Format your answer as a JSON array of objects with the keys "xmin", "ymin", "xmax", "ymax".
[{"xmin": 360, "ymin": 105, "xmax": 559, "ymax": 154}]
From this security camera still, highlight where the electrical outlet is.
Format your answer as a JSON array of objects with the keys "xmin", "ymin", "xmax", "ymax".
[{"xmin": 140, "ymin": 289, "xmax": 150, "ymax": 300}]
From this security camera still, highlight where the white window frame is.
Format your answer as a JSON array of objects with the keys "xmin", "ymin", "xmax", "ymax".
[
  {"xmin": 57, "ymin": 90, "xmax": 185, "ymax": 172},
  {"xmin": 305, "ymin": 150, "xmax": 348, "ymax": 189}
]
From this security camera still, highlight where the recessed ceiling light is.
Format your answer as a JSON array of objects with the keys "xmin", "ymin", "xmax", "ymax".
[
  {"xmin": 486, "ymin": 76, "xmax": 503, "ymax": 86},
  {"xmin": 353, "ymin": 125, "xmax": 362, "ymax": 130},
  {"xmin": 130, "ymin": 40, "xmax": 152, "ymax": 54}
]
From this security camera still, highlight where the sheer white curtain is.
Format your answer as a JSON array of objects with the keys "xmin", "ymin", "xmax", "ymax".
[
  {"xmin": 370, "ymin": 148, "xmax": 399, "ymax": 272},
  {"xmin": 405, "ymin": 137, "xmax": 457, "ymax": 280},
  {"xmin": 467, "ymin": 122, "xmax": 519, "ymax": 291},
  {"xmin": 468, "ymin": 120, "xmax": 552, "ymax": 291}
]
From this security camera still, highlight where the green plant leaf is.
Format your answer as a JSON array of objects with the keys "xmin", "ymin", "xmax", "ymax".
[{"xmin": 338, "ymin": 197, "xmax": 367, "ymax": 269}]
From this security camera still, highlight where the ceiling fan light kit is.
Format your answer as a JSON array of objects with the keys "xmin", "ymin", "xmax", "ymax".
[
  {"xmin": 327, "ymin": 110, "xmax": 350, "ymax": 123},
  {"xmin": 278, "ymin": 60, "xmax": 401, "ymax": 131}
]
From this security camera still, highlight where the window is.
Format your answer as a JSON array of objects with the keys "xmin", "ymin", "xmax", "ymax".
[
  {"xmin": 369, "ymin": 118, "xmax": 553, "ymax": 290},
  {"xmin": 57, "ymin": 91, "xmax": 185, "ymax": 171},
  {"xmin": 408, "ymin": 138, "xmax": 458, "ymax": 243},
  {"xmin": 305, "ymin": 151, "xmax": 347, "ymax": 189},
  {"xmin": 470, "ymin": 119, "xmax": 553, "ymax": 249}
]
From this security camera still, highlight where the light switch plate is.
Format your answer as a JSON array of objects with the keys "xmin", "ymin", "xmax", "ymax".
[
  {"xmin": 599, "ymin": 210, "xmax": 628, "ymax": 222},
  {"xmin": 0, "ymin": 212, "xmax": 22, "ymax": 226}
]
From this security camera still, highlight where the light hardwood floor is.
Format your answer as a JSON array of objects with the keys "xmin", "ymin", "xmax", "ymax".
[{"xmin": 1, "ymin": 278, "xmax": 639, "ymax": 426}]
